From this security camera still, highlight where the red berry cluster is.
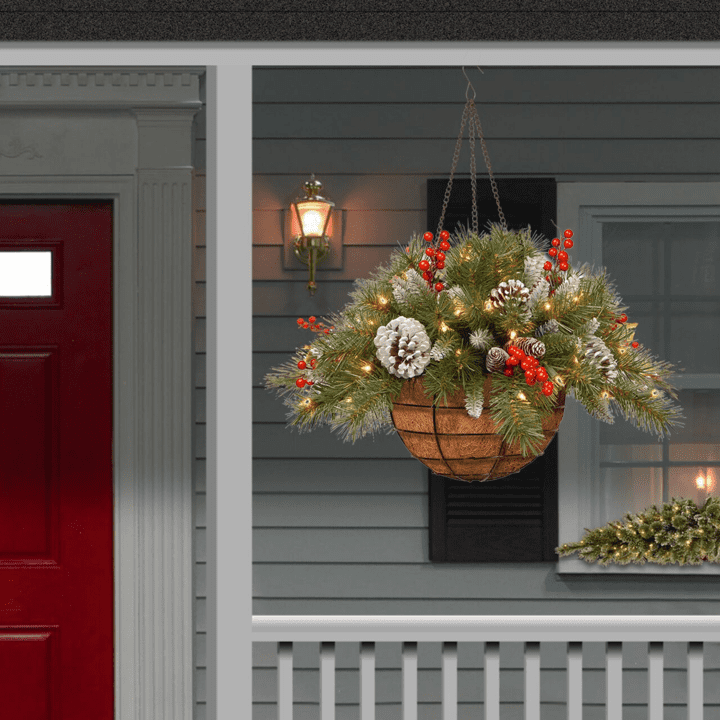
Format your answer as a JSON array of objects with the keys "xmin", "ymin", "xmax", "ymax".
[
  {"xmin": 295, "ymin": 316, "xmax": 333, "ymax": 387},
  {"xmin": 606, "ymin": 312, "xmax": 640, "ymax": 348},
  {"xmin": 545, "ymin": 229, "xmax": 574, "ymax": 294},
  {"xmin": 295, "ymin": 353, "xmax": 318, "ymax": 388},
  {"xmin": 418, "ymin": 230, "xmax": 450, "ymax": 292},
  {"xmin": 503, "ymin": 345, "xmax": 555, "ymax": 396},
  {"xmin": 610, "ymin": 313, "xmax": 628, "ymax": 331},
  {"xmin": 296, "ymin": 315, "xmax": 334, "ymax": 334}
]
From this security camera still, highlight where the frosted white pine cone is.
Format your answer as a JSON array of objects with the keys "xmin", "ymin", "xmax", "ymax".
[
  {"xmin": 488, "ymin": 279, "xmax": 530, "ymax": 309},
  {"xmin": 485, "ymin": 346, "xmax": 510, "ymax": 373},
  {"xmin": 374, "ymin": 316, "xmax": 432, "ymax": 379},
  {"xmin": 584, "ymin": 336, "xmax": 618, "ymax": 382}
]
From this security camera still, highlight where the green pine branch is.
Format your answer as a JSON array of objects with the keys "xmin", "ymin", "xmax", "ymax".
[{"xmin": 558, "ymin": 497, "xmax": 720, "ymax": 565}]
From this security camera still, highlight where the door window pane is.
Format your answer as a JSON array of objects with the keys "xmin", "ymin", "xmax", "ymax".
[{"xmin": 0, "ymin": 251, "xmax": 52, "ymax": 297}]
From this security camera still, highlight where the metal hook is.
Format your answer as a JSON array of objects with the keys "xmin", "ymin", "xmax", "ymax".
[{"xmin": 462, "ymin": 66, "xmax": 484, "ymax": 101}]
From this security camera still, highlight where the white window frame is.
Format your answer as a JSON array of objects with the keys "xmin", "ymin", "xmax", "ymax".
[{"xmin": 557, "ymin": 182, "xmax": 720, "ymax": 574}]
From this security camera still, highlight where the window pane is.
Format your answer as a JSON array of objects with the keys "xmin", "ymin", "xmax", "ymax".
[
  {"xmin": 600, "ymin": 445, "xmax": 663, "ymax": 463},
  {"xmin": 668, "ymin": 390, "xmax": 720, "ymax": 445},
  {"xmin": 596, "ymin": 467, "xmax": 663, "ymax": 526},
  {"xmin": 670, "ymin": 301, "xmax": 720, "ymax": 373},
  {"xmin": 0, "ymin": 251, "xmax": 52, "ymax": 297},
  {"xmin": 602, "ymin": 223, "xmax": 665, "ymax": 295},
  {"xmin": 669, "ymin": 223, "xmax": 720, "ymax": 297},
  {"xmin": 669, "ymin": 467, "xmax": 718, "ymax": 506},
  {"xmin": 669, "ymin": 443, "xmax": 720, "ymax": 463},
  {"xmin": 603, "ymin": 221, "xmax": 720, "ymax": 373}
]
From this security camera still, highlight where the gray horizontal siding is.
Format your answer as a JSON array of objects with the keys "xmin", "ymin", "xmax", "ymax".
[
  {"xmin": 254, "ymin": 138, "xmax": 720, "ymax": 175},
  {"xmin": 254, "ymin": 208, "xmax": 425, "ymax": 245},
  {"xmin": 254, "ymin": 103, "xmax": 720, "ymax": 140},
  {"xmin": 252, "ymin": 67, "xmax": 720, "ymax": 104},
  {"xmin": 254, "ymin": 564, "xmax": 720, "ymax": 601},
  {"xmin": 251, "ymin": 66, "xmax": 720, "ymax": 631}
]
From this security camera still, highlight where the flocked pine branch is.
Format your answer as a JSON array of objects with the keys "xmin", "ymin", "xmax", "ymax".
[{"xmin": 557, "ymin": 497, "xmax": 720, "ymax": 565}]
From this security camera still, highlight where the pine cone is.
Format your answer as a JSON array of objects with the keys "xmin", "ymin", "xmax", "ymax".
[
  {"xmin": 485, "ymin": 346, "xmax": 510, "ymax": 373},
  {"xmin": 488, "ymin": 279, "xmax": 530, "ymax": 309},
  {"xmin": 584, "ymin": 336, "xmax": 618, "ymax": 382},
  {"xmin": 374, "ymin": 316, "xmax": 432, "ymax": 379},
  {"xmin": 507, "ymin": 336, "xmax": 546, "ymax": 359}
]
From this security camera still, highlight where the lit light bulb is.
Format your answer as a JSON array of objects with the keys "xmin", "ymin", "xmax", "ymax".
[
  {"xmin": 378, "ymin": 296, "xmax": 388, "ymax": 305},
  {"xmin": 544, "ymin": 303, "xmax": 551, "ymax": 310},
  {"xmin": 696, "ymin": 474, "xmax": 706, "ymax": 490},
  {"xmin": 517, "ymin": 392, "xmax": 526, "ymax": 401},
  {"xmin": 362, "ymin": 364, "xmax": 373, "ymax": 373},
  {"xmin": 300, "ymin": 209, "xmax": 325, "ymax": 236},
  {"xmin": 440, "ymin": 322, "xmax": 449, "ymax": 333},
  {"xmin": 509, "ymin": 330, "xmax": 517, "ymax": 340},
  {"xmin": 484, "ymin": 301, "xmax": 493, "ymax": 311}
]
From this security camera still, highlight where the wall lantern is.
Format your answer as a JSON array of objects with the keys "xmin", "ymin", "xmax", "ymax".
[{"xmin": 288, "ymin": 174, "xmax": 335, "ymax": 295}]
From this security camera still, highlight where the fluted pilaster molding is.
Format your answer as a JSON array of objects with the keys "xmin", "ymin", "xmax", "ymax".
[{"xmin": 135, "ymin": 131, "xmax": 195, "ymax": 716}]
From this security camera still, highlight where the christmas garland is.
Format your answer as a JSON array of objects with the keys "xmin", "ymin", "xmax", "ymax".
[
  {"xmin": 265, "ymin": 224, "xmax": 683, "ymax": 454},
  {"xmin": 557, "ymin": 497, "xmax": 720, "ymax": 565}
]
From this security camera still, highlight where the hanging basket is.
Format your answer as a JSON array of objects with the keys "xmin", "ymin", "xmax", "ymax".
[{"xmin": 391, "ymin": 376, "xmax": 565, "ymax": 482}]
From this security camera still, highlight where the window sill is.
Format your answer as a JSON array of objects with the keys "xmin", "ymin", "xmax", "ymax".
[{"xmin": 556, "ymin": 556, "xmax": 720, "ymax": 575}]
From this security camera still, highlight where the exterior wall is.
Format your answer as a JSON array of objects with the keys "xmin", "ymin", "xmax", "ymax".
[
  {"xmin": 252, "ymin": 66, "xmax": 720, "ymax": 614},
  {"xmin": 193, "ymin": 73, "xmax": 208, "ymax": 720}
]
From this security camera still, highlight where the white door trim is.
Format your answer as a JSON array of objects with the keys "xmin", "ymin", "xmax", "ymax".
[{"xmin": 0, "ymin": 172, "xmax": 194, "ymax": 718}]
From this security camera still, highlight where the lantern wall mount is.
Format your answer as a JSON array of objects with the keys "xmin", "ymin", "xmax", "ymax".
[{"xmin": 283, "ymin": 174, "xmax": 343, "ymax": 294}]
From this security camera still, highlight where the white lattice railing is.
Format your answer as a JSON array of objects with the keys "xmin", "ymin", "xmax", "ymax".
[{"xmin": 252, "ymin": 616, "xmax": 720, "ymax": 719}]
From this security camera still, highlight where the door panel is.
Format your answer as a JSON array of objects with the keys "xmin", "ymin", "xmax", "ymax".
[{"xmin": 0, "ymin": 202, "xmax": 113, "ymax": 719}]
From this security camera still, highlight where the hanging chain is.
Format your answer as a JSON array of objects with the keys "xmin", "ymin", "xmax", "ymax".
[
  {"xmin": 436, "ymin": 102, "xmax": 470, "ymax": 240},
  {"xmin": 437, "ymin": 75, "xmax": 507, "ymax": 237},
  {"xmin": 470, "ymin": 101, "xmax": 506, "ymax": 231},
  {"xmin": 468, "ymin": 101, "xmax": 478, "ymax": 234}
]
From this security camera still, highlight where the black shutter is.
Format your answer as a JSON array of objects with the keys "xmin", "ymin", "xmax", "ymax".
[
  {"xmin": 429, "ymin": 436, "xmax": 559, "ymax": 562},
  {"xmin": 426, "ymin": 177, "xmax": 559, "ymax": 562}
]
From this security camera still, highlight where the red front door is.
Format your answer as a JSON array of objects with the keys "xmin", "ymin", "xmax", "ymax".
[{"xmin": 0, "ymin": 202, "xmax": 114, "ymax": 719}]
